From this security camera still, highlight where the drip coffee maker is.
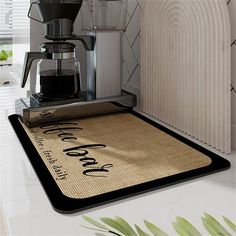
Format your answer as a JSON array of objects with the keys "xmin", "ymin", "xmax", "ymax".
[
  {"xmin": 21, "ymin": 0, "xmax": 95, "ymax": 103},
  {"xmin": 16, "ymin": 0, "xmax": 136, "ymax": 127}
]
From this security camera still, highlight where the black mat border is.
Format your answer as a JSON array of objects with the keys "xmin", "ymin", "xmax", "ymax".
[{"xmin": 8, "ymin": 111, "xmax": 231, "ymax": 214}]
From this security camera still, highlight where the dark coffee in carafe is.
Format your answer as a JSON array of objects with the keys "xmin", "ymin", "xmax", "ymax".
[{"xmin": 40, "ymin": 69, "xmax": 80, "ymax": 99}]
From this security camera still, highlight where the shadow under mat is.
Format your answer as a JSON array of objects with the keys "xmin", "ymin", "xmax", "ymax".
[{"xmin": 8, "ymin": 111, "xmax": 230, "ymax": 213}]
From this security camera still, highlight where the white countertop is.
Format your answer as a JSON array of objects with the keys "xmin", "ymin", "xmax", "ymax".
[{"xmin": 0, "ymin": 82, "xmax": 236, "ymax": 236}]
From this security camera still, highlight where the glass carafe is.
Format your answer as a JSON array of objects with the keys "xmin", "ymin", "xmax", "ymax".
[{"xmin": 35, "ymin": 57, "xmax": 81, "ymax": 100}]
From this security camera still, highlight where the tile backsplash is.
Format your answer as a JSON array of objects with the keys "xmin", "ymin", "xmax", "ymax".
[
  {"xmin": 122, "ymin": 0, "xmax": 142, "ymax": 97},
  {"xmin": 228, "ymin": 0, "xmax": 236, "ymax": 149}
]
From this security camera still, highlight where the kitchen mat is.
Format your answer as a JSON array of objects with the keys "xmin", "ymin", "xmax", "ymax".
[{"xmin": 9, "ymin": 112, "xmax": 230, "ymax": 213}]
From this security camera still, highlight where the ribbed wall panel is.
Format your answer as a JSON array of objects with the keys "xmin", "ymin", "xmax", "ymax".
[{"xmin": 141, "ymin": 0, "xmax": 231, "ymax": 153}]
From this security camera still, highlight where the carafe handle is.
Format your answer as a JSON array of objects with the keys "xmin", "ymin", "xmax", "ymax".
[{"xmin": 21, "ymin": 52, "xmax": 46, "ymax": 88}]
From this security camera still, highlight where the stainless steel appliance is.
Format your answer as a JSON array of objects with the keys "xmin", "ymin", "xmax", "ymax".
[{"xmin": 16, "ymin": 0, "xmax": 136, "ymax": 127}]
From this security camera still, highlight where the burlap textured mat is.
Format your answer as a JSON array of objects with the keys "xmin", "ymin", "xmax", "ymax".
[{"xmin": 9, "ymin": 112, "xmax": 230, "ymax": 213}]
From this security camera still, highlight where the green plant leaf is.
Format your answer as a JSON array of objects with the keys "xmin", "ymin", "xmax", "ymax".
[
  {"xmin": 135, "ymin": 224, "xmax": 150, "ymax": 236},
  {"xmin": 223, "ymin": 216, "xmax": 236, "ymax": 233},
  {"xmin": 82, "ymin": 215, "xmax": 108, "ymax": 231},
  {"xmin": 202, "ymin": 217, "xmax": 218, "ymax": 236},
  {"xmin": 202, "ymin": 213, "xmax": 231, "ymax": 236},
  {"xmin": 175, "ymin": 217, "xmax": 201, "ymax": 236},
  {"xmin": 101, "ymin": 217, "xmax": 127, "ymax": 235},
  {"xmin": 1, "ymin": 50, "xmax": 8, "ymax": 57},
  {"xmin": 144, "ymin": 220, "xmax": 168, "ymax": 236},
  {"xmin": 172, "ymin": 221, "xmax": 189, "ymax": 236},
  {"xmin": 115, "ymin": 216, "xmax": 138, "ymax": 236},
  {"xmin": 0, "ymin": 50, "xmax": 8, "ymax": 60}
]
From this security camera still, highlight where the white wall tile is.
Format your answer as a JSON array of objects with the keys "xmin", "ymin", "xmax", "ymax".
[
  {"xmin": 228, "ymin": 0, "xmax": 236, "ymax": 148},
  {"xmin": 228, "ymin": 0, "xmax": 236, "ymax": 40},
  {"xmin": 125, "ymin": 5, "xmax": 141, "ymax": 46},
  {"xmin": 122, "ymin": 0, "xmax": 141, "ymax": 93},
  {"xmin": 122, "ymin": 35, "xmax": 138, "ymax": 75},
  {"xmin": 128, "ymin": 65, "xmax": 140, "ymax": 89},
  {"xmin": 127, "ymin": 0, "xmax": 138, "ymax": 17},
  {"xmin": 122, "ymin": 62, "xmax": 130, "ymax": 84},
  {"xmin": 137, "ymin": 0, "xmax": 144, "ymax": 8},
  {"xmin": 132, "ymin": 34, "xmax": 140, "ymax": 65}
]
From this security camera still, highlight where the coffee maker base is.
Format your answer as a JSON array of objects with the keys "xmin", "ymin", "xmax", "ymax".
[
  {"xmin": 15, "ymin": 91, "xmax": 137, "ymax": 127},
  {"xmin": 32, "ymin": 91, "xmax": 87, "ymax": 107}
]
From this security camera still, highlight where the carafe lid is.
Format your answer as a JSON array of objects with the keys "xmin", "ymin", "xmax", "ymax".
[{"xmin": 41, "ymin": 42, "xmax": 76, "ymax": 53}]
